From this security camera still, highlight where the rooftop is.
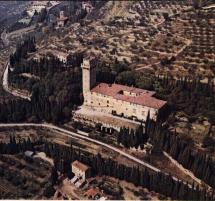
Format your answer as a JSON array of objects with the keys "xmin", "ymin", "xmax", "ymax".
[
  {"xmin": 84, "ymin": 188, "xmax": 101, "ymax": 198},
  {"xmin": 57, "ymin": 16, "xmax": 68, "ymax": 21},
  {"xmin": 24, "ymin": 151, "xmax": 34, "ymax": 157},
  {"xmin": 91, "ymin": 83, "xmax": 166, "ymax": 109},
  {"xmin": 72, "ymin": 160, "xmax": 90, "ymax": 172}
]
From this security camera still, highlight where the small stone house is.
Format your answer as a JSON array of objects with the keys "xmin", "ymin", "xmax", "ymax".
[{"xmin": 71, "ymin": 160, "xmax": 91, "ymax": 181}]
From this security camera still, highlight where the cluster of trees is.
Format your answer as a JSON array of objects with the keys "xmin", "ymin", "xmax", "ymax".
[
  {"xmin": 4, "ymin": 37, "xmax": 84, "ymax": 124},
  {"xmin": 117, "ymin": 124, "xmax": 148, "ymax": 149},
  {"xmin": 0, "ymin": 135, "xmax": 43, "ymax": 154},
  {"xmin": 0, "ymin": 99, "xmax": 31, "ymax": 123},
  {"xmin": 37, "ymin": 8, "xmax": 47, "ymax": 23},
  {"xmin": 202, "ymin": 135, "xmax": 215, "ymax": 150},
  {"xmin": 44, "ymin": 141, "xmax": 214, "ymax": 200},
  {"xmin": 10, "ymin": 37, "xmax": 36, "ymax": 66},
  {"xmin": 7, "ymin": 22, "xmax": 29, "ymax": 33},
  {"xmin": 10, "ymin": 51, "xmax": 83, "ymax": 82},
  {"xmin": 1, "ymin": 67, "xmax": 82, "ymax": 124},
  {"xmin": 147, "ymin": 119, "xmax": 215, "ymax": 189},
  {"xmin": 193, "ymin": 0, "xmax": 211, "ymax": 8},
  {"xmin": 93, "ymin": 58, "xmax": 139, "ymax": 86},
  {"xmin": 156, "ymin": 76, "xmax": 215, "ymax": 123}
]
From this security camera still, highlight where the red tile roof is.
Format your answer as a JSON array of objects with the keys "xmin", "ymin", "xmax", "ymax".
[
  {"xmin": 57, "ymin": 16, "xmax": 68, "ymax": 21},
  {"xmin": 72, "ymin": 160, "xmax": 90, "ymax": 172},
  {"xmin": 84, "ymin": 188, "xmax": 101, "ymax": 198},
  {"xmin": 91, "ymin": 83, "xmax": 166, "ymax": 109}
]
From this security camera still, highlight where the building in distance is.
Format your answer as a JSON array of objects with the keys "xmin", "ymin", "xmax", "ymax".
[{"xmin": 57, "ymin": 11, "xmax": 68, "ymax": 28}]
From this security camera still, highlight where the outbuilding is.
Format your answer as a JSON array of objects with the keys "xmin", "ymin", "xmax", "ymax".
[{"xmin": 71, "ymin": 160, "xmax": 91, "ymax": 181}]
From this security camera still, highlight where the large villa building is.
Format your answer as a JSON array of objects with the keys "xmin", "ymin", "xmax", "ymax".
[{"xmin": 82, "ymin": 59, "xmax": 167, "ymax": 122}]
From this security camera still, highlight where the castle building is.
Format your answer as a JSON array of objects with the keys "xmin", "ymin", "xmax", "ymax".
[{"xmin": 82, "ymin": 59, "xmax": 167, "ymax": 121}]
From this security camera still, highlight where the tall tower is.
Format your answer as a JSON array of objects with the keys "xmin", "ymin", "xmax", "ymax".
[{"xmin": 81, "ymin": 59, "xmax": 96, "ymax": 96}]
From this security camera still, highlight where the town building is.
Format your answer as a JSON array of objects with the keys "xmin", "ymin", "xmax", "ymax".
[
  {"xmin": 24, "ymin": 150, "xmax": 34, "ymax": 158},
  {"xmin": 57, "ymin": 11, "xmax": 68, "ymax": 27},
  {"xmin": 71, "ymin": 160, "xmax": 91, "ymax": 181},
  {"xmin": 18, "ymin": 17, "xmax": 31, "ymax": 26},
  {"xmin": 81, "ymin": 59, "xmax": 167, "ymax": 122},
  {"xmin": 26, "ymin": 1, "xmax": 48, "ymax": 17},
  {"xmin": 82, "ymin": 2, "xmax": 93, "ymax": 13}
]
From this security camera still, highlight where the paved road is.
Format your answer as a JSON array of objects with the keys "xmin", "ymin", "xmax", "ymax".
[
  {"xmin": 1, "ymin": 28, "xmax": 32, "ymax": 101},
  {"xmin": 1, "ymin": 30, "xmax": 9, "ymax": 46},
  {"xmin": 203, "ymin": 4, "xmax": 215, "ymax": 9},
  {"xmin": 0, "ymin": 123, "xmax": 160, "ymax": 172},
  {"xmin": 0, "ymin": 122, "xmax": 205, "ymax": 190},
  {"xmin": 2, "ymin": 62, "xmax": 31, "ymax": 100}
]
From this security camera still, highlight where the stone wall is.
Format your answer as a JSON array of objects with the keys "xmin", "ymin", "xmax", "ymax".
[{"xmin": 84, "ymin": 91, "xmax": 158, "ymax": 121}]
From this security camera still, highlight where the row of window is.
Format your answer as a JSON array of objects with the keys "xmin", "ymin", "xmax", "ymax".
[{"xmin": 90, "ymin": 100, "xmax": 148, "ymax": 116}]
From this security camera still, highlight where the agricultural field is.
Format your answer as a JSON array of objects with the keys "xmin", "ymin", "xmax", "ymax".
[
  {"xmin": 35, "ymin": 1, "xmax": 192, "ymax": 71},
  {"xmin": 33, "ymin": 1, "xmax": 215, "ymax": 82},
  {"xmin": 0, "ymin": 154, "xmax": 51, "ymax": 199}
]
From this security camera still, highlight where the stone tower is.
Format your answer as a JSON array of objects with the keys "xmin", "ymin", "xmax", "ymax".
[{"xmin": 81, "ymin": 59, "xmax": 96, "ymax": 96}]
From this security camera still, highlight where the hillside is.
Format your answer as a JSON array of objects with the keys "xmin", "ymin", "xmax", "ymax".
[
  {"xmin": 33, "ymin": 0, "xmax": 214, "ymax": 80},
  {"xmin": 1, "ymin": 1, "xmax": 215, "ymax": 198}
]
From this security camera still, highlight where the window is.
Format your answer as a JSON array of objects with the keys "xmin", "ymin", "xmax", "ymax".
[
  {"xmin": 133, "ymin": 109, "xmax": 136, "ymax": 114},
  {"xmin": 142, "ymin": 111, "xmax": 145, "ymax": 116}
]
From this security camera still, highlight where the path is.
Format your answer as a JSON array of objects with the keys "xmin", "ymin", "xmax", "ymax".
[
  {"xmin": 203, "ymin": 4, "xmax": 215, "ymax": 9},
  {"xmin": 163, "ymin": 152, "xmax": 202, "ymax": 185},
  {"xmin": 136, "ymin": 35, "xmax": 192, "ymax": 71}
]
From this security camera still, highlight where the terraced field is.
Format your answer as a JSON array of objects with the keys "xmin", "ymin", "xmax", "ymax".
[{"xmin": 35, "ymin": 1, "xmax": 214, "ymax": 80}]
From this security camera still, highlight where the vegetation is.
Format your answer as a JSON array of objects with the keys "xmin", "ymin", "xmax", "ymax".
[
  {"xmin": 0, "ymin": 135, "xmax": 42, "ymax": 154},
  {"xmin": 146, "ymin": 119, "xmax": 215, "ymax": 189},
  {"xmin": 10, "ymin": 36, "xmax": 36, "ymax": 65},
  {"xmin": 117, "ymin": 124, "xmax": 148, "ymax": 149},
  {"xmin": 202, "ymin": 135, "xmax": 215, "ymax": 150},
  {"xmin": 0, "ymin": 137, "xmax": 51, "ymax": 199},
  {"xmin": 37, "ymin": 8, "xmax": 47, "ymax": 23},
  {"xmin": 45, "ymin": 141, "xmax": 214, "ymax": 200},
  {"xmin": 1, "ymin": 37, "xmax": 83, "ymax": 124}
]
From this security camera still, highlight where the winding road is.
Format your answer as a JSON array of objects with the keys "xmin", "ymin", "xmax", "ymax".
[
  {"xmin": 1, "ymin": 30, "xmax": 9, "ymax": 46},
  {"xmin": 2, "ymin": 62, "xmax": 31, "ymax": 100}
]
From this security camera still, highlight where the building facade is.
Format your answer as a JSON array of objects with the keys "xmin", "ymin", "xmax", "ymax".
[
  {"xmin": 71, "ymin": 160, "xmax": 91, "ymax": 181},
  {"xmin": 57, "ymin": 11, "xmax": 68, "ymax": 27},
  {"xmin": 82, "ymin": 59, "xmax": 167, "ymax": 121}
]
